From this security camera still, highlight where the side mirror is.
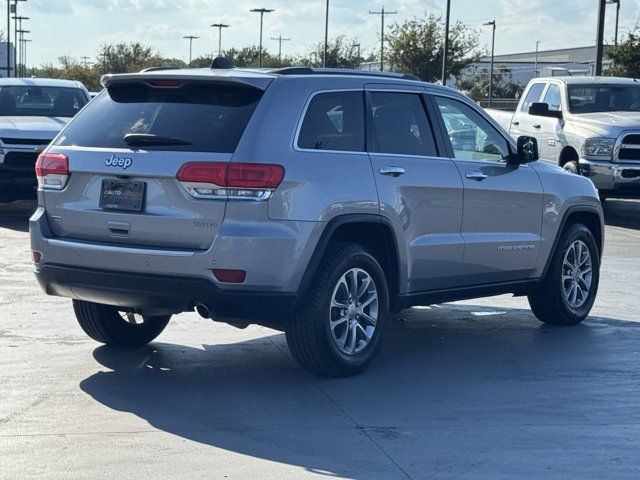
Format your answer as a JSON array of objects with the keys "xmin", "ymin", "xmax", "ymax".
[
  {"xmin": 528, "ymin": 102, "xmax": 563, "ymax": 119},
  {"xmin": 513, "ymin": 136, "xmax": 539, "ymax": 164}
]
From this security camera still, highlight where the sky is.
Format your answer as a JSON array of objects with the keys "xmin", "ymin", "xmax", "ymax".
[{"xmin": 14, "ymin": 0, "xmax": 640, "ymax": 67}]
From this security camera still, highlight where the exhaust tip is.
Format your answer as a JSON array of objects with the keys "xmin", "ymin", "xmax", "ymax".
[{"xmin": 195, "ymin": 304, "xmax": 211, "ymax": 319}]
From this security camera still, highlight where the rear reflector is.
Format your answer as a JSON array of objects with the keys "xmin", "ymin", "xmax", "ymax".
[
  {"xmin": 177, "ymin": 162, "xmax": 284, "ymax": 200},
  {"xmin": 35, "ymin": 153, "xmax": 69, "ymax": 190},
  {"xmin": 31, "ymin": 251, "xmax": 42, "ymax": 263},
  {"xmin": 212, "ymin": 269, "xmax": 247, "ymax": 283}
]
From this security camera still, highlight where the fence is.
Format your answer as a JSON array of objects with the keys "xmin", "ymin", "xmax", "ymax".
[{"xmin": 478, "ymin": 98, "xmax": 519, "ymax": 111}]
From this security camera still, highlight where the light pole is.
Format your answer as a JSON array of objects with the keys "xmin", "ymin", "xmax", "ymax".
[
  {"xmin": 183, "ymin": 35, "xmax": 199, "ymax": 68},
  {"xmin": 441, "ymin": 0, "xmax": 451, "ymax": 85},
  {"xmin": 354, "ymin": 42, "xmax": 361, "ymax": 69},
  {"xmin": 484, "ymin": 20, "xmax": 496, "ymax": 108},
  {"xmin": 534, "ymin": 40, "xmax": 540, "ymax": 78},
  {"xmin": 6, "ymin": 1, "xmax": 10, "ymax": 78},
  {"xmin": 251, "ymin": 8, "xmax": 274, "ymax": 68},
  {"xmin": 211, "ymin": 23, "xmax": 230, "ymax": 58},
  {"xmin": 606, "ymin": 0, "xmax": 621, "ymax": 46},
  {"xmin": 13, "ymin": 0, "xmax": 26, "ymax": 77},
  {"xmin": 323, "ymin": 0, "xmax": 329, "ymax": 67},
  {"xmin": 595, "ymin": 0, "xmax": 606, "ymax": 75}
]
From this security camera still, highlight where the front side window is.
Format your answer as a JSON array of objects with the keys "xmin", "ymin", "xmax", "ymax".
[
  {"xmin": 543, "ymin": 84, "xmax": 562, "ymax": 111},
  {"xmin": 370, "ymin": 92, "xmax": 437, "ymax": 156},
  {"xmin": 435, "ymin": 96, "xmax": 510, "ymax": 164},
  {"xmin": 0, "ymin": 86, "xmax": 88, "ymax": 117},
  {"xmin": 297, "ymin": 91, "xmax": 365, "ymax": 152},
  {"xmin": 520, "ymin": 82, "xmax": 546, "ymax": 112}
]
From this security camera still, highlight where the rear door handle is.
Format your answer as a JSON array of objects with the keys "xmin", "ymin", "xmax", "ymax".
[
  {"xmin": 512, "ymin": 121, "xmax": 520, "ymax": 126},
  {"xmin": 379, "ymin": 166, "xmax": 405, "ymax": 177},
  {"xmin": 466, "ymin": 171, "xmax": 488, "ymax": 181},
  {"xmin": 533, "ymin": 124, "xmax": 541, "ymax": 128}
]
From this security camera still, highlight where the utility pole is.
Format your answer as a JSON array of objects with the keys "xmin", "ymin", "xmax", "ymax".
[
  {"xmin": 22, "ymin": 37, "xmax": 29, "ymax": 75},
  {"xmin": 270, "ymin": 35, "xmax": 290, "ymax": 62},
  {"xmin": 323, "ymin": 0, "xmax": 329, "ymax": 67},
  {"xmin": 211, "ymin": 23, "xmax": 230, "ymax": 57},
  {"xmin": 595, "ymin": 0, "xmax": 606, "ymax": 75},
  {"xmin": 484, "ymin": 20, "xmax": 496, "ymax": 108},
  {"xmin": 441, "ymin": 0, "xmax": 451, "ymax": 85},
  {"xmin": 606, "ymin": 0, "xmax": 621, "ymax": 46},
  {"xmin": 13, "ymin": 1, "xmax": 26, "ymax": 77},
  {"xmin": 16, "ymin": 28, "xmax": 26, "ymax": 76},
  {"xmin": 534, "ymin": 40, "xmax": 540, "ymax": 77},
  {"xmin": 369, "ymin": 5, "xmax": 396, "ymax": 72},
  {"xmin": 251, "ymin": 8, "xmax": 274, "ymax": 68},
  {"xmin": 102, "ymin": 51, "xmax": 108, "ymax": 74},
  {"xmin": 13, "ymin": 15, "xmax": 27, "ymax": 76},
  {"xmin": 354, "ymin": 43, "xmax": 361, "ymax": 69},
  {"xmin": 81, "ymin": 56, "xmax": 91, "ymax": 69},
  {"xmin": 6, "ymin": 0, "xmax": 10, "ymax": 78},
  {"xmin": 183, "ymin": 35, "xmax": 199, "ymax": 68}
]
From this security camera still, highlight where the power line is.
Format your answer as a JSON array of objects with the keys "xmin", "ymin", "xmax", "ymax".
[
  {"xmin": 270, "ymin": 34, "xmax": 291, "ymax": 62},
  {"xmin": 369, "ymin": 5, "xmax": 396, "ymax": 71}
]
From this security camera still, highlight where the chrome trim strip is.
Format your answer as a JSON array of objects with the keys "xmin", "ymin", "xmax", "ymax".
[
  {"xmin": 47, "ymin": 238, "xmax": 197, "ymax": 257},
  {"xmin": 613, "ymin": 130, "xmax": 640, "ymax": 163}
]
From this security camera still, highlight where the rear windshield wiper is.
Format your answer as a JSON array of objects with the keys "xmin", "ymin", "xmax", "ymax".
[{"xmin": 123, "ymin": 133, "xmax": 192, "ymax": 146}]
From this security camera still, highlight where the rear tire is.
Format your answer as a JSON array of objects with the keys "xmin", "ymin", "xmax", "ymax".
[
  {"xmin": 286, "ymin": 243, "xmax": 389, "ymax": 377},
  {"xmin": 73, "ymin": 300, "xmax": 171, "ymax": 347},
  {"xmin": 528, "ymin": 223, "xmax": 599, "ymax": 325}
]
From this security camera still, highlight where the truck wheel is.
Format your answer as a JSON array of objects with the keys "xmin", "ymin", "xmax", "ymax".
[
  {"xmin": 286, "ymin": 243, "xmax": 389, "ymax": 377},
  {"xmin": 528, "ymin": 223, "xmax": 599, "ymax": 325},
  {"xmin": 73, "ymin": 300, "xmax": 171, "ymax": 347},
  {"xmin": 563, "ymin": 161, "xmax": 580, "ymax": 175}
]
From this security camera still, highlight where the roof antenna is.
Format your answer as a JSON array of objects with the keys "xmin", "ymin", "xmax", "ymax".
[{"xmin": 211, "ymin": 57, "xmax": 235, "ymax": 70}]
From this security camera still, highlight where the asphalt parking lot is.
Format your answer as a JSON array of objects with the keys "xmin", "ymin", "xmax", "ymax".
[{"xmin": 1, "ymin": 200, "xmax": 640, "ymax": 479}]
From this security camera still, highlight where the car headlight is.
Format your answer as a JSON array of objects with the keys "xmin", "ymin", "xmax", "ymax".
[{"xmin": 581, "ymin": 138, "xmax": 615, "ymax": 157}]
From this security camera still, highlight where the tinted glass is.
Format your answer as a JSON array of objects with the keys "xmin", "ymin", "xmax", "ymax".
[
  {"xmin": 568, "ymin": 84, "xmax": 640, "ymax": 113},
  {"xmin": 435, "ymin": 96, "xmax": 509, "ymax": 164},
  {"xmin": 370, "ymin": 92, "xmax": 437, "ymax": 156},
  {"xmin": 0, "ymin": 86, "xmax": 88, "ymax": 117},
  {"xmin": 298, "ymin": 91, "xmax": 365, "ymax": 152},
  {"xmin": 543, "ymin": 83, "xmax": 562, "ymax": 111},
  {"xmin": 520, "ymin": 82, "xmax": 545, "ymax": 112},
  {"xmin": 55, "ymin": 82, "xmax": 263, "ymax": 153}
]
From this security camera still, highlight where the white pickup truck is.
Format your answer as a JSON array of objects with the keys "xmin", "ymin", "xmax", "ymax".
[{"xmin": 487, "ymin": 76, "xmax": 640, "ymax": 200}]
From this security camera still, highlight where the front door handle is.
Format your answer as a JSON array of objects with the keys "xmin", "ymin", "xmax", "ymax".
[
  {"xmin": 533, "ymin": 124, "xmax": 541, "ymax": 128},
  {"xmin": 466, "ymin": 171, "xmax": 488, "ymax": 181},
  {"xmin": 379, "ymin": 166, "xmax": 405, "ymax": 177},
  {"xmin": 512, "ymin": 121, "xmax": 520, "ymax": 126}
]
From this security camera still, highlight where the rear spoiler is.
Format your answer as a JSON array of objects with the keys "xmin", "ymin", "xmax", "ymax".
[{"xmin": 101, "ymin": 71, "xmax": 273, "ymax": 91}]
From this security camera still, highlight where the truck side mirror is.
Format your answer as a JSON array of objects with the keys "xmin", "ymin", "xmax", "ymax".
[
  {"xmin": 528, "ymin": 102, "xmax": 563, "ymax": 119},
  {"xmin": 514, "ymin": 136, "xmax": 539, "ymax": 164}
]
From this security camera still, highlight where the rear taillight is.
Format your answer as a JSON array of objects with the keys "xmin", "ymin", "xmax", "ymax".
[
  {"xmin": 35, "ymin": 153, "xmax": 69, "ymax": 190},
  {"xmin": 177, "ymin": 162, "xmax": 285, "ymax": 200}
]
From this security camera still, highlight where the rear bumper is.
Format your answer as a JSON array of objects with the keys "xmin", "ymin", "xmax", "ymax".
[
  {"xmin": 579, "ymin": 159, "xmax": 640, "ymax": 198},
  {"xmin": 34, "ymin": 263, "xmax": 295, "ymax": 328}
]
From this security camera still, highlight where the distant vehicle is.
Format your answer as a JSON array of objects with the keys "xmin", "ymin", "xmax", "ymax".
[
  {"xmin": 0, "ymin": 78, "xmax": 91, "ymax": 202},
  {"xmin": 31, "ymin": 67, "xmax": 603, "ymax": 377},
  {"xmin": 487, "ymin": 77, "xmax": 640, "ymax": 200}
]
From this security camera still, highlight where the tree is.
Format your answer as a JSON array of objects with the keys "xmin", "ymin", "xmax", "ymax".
[
  {"xmin": 303, "ymin": 36, "xmax": 365, "ymax": 68},
  {"xmin": 387, "ymin": 14, "xmax": 481, "ymax": 82},
  {"xmin": 607, "ymin": 27, "xmax": 640, "ymax": 78},
  {"xmin": 456, "ymin": 65, "xmax": 524, "ymax": 101},
  {"xmin": 96, "ymin": 42, "xmax": 165, "ymax": 74}
]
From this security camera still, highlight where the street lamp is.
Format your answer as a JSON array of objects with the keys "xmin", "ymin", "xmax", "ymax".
[
  {"xmin": 441, "ymin": 0, "xmax": 451, "ymax": 85},
  {"xmin": 211, "ymin": 23, "xmax": 230, "ymax": 58},
  {"xmin": 250, "ymin": 8, "xmax": 274, "ymax": 68},
  {"xmin": 183, "ymin": 35, "xmax": 199, "ymax": 68},
  {"xmin": 534, "ymin": 40, "xmax": 540, "ymax": 78},
  {"xmin": 323, "ymin": 0, "xmax": 329, "ymax": 67},
  {"xmin": 606, "ymin": 0, "xmax": 621, "ymax": 46},
  {"xmin": 484, "ymin": 20, "xmax": 496, "ymax": 108}
]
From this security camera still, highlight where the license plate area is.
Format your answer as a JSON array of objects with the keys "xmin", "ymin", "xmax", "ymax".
[{"xmin": 100, "ymin": 180, "xmax": 146, "ymax": 212}]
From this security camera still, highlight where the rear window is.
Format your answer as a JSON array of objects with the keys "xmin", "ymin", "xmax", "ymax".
[
  {"xmin": 55, "ymin": 82, "xmax": 263, "ymax": 153},
  {"xmin": 0, "ymin": 86, "xmax": 88, "ymax": 117},
  {"xmin": 297, "ymin": 91, "xmax": 365, "ymax": 152}
]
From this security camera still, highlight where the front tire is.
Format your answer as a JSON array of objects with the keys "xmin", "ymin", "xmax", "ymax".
[
  {"xmin": 528, "ymin": 223, "xmax": 599, "ymax": 325},
  {"xmin": 563, "ymin": 160, "xmax": 580, "ymax": 175},
  {"xmin": 73, "ymin": 300, "xmax": 171, "ymax": 347},
  {"xmin": 286, "ymin": 243, "xmax": 389, "ymax": 377}
]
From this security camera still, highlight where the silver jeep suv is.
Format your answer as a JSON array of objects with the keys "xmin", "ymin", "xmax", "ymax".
[{"xmin": 30, "ymin": 66, "xmax": 604, "ymax": 376}]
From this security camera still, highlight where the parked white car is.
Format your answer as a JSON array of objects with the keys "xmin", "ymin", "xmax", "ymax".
[
  {"xmin": 0, "ymin": 78, "xmax": 91, "ymax": 202},
  {"xmin": 487, "ymin": 76, "xmax": 640, "ymax": 200}
]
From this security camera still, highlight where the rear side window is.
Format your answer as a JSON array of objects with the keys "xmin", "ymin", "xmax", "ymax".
[
  {"xmin": 297, "ymin": 91, "xmax": 365, "ymax": 152},
  {"xmin": 55, "ymin": 82, "xmax": 263, "ymax": 153},
  {"xmin": 520, "ymin": 83, "xmax": 546, "ymax": 112},
  {"xmin": 370, "ymin": 92, "xmax": 437, "ymax": 156}
]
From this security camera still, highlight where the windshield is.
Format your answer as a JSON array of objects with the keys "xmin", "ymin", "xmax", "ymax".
[
  {"xmin": 0, "ymin": 86, "xmax": 88, "ymax": 117},
  {"xmin": 568, "ymin": 84, "xmax": 640, "ymax": 113},
  {"xmin": 55, "ymin": 82, "xmax": 263, "ymax": 153}
]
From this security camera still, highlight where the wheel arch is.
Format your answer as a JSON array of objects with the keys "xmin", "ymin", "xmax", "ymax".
[
  {"xmin": 558, "ymin": 146, "xmax": 579, "ymax": 166},
  {"xmin": 298, "ymin": 214, "xmax": 402, "ymax": 310}
]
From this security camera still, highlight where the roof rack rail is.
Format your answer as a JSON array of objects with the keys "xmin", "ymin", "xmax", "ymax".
[
  {"xmin": 269, "ymin": 67, "xmax": 419, "ymax": 81},
  {"xmin": 139, "ymin": 66, "xmax": 182, "ymax": 73}
]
